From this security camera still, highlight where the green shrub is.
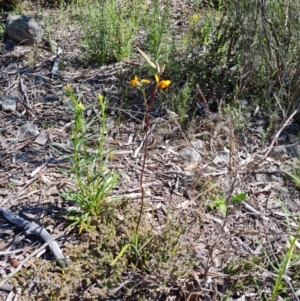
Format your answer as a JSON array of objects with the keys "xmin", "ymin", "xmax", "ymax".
[
  {"xmin": 79, "ymin": 0, "xmax": 143, "ymax": 64},
  {"xmin": 0, "ymin": 0, "xmax": 19, "ymax": 10}
]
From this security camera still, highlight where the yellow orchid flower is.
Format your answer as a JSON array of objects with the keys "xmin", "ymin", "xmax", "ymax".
[
  {"xmin": 130, "ymin": 76, "xmax": 150, "ymax": 87},
  {"xmin": 154, "ymin": 74, "xmax": 171, "ymax": 89},
  {"xmin": 141, "ymin": 79, "xmax": 151, "ymax": 84},
  {"xmin": 158, "ymin": 80, "xmax": 172, "ymax": 89},
  {"xmin": 130, "ymin": 75, "xmax": 139, "ymax": 87}
]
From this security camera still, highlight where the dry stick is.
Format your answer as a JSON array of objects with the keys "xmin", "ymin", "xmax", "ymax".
[
  {"xmin": 259, "ymin": 104, "xmax": 300, "ymax": 164},
  {"xmin": 285, "ymin": 275, "xmax": 300, "ymax": 301},
  {"xmin": 30, "ymin": 155, "xmax": 53, "ymax": 178},
  {"xmin": 196, "ymin": 83, "xmax": 210, "ymax": 113},
  {"xmin": 19, "ymin": 74, "xmax": 35, "ymax": 115},
  {"xmin": 19, "ymin": 74, "xmax": 30, "ymax": 107},
  {"xmin": 0, "ymin": 249, "xmax": 25, "ymax": 255},
  {"xmin": 241, "ymin": 201, "xmax": 269, "ymax": 222},
  {"xmin": 24, "ymin": 72, "xmax": 51, "ymax": 82},
  {"xmin": 0, "ymin": 207, "xmax": 67, "ymax": 265},
  {"xmin": 107, "ymin": 191, "xmax": 152, "ymax": 202},
  {"xmin": 1, "ymin": 67, "xmax": 33, "ymax": 76},
  {"xmin": 236, "ymin": 102, "xmax": 300, "ymax": 178},
  {"xmin": 51, "ymin": 47, "xmax": 63, "ymax": 76}
]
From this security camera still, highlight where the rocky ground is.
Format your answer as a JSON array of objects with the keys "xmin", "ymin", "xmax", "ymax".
[{"xmin": 1, "ymin": 1, "xmax": 300, "ymax": 301}]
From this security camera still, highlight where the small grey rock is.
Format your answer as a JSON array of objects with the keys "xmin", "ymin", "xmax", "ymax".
[
  {"xmin": 287, "ymin": 134, "xmax": 298, "ymax": 144},
  {"xmin": 2, "ymin": 96, "xmax": 18, "ymax": 112},
  {"xmin": 254, "ymin": 118, "xmax": 266, "ymax": 126},
  {"xmin": 7, "ymin": 62, "xmax": 18, "ymax": 69},
  {"xmin": 34, "ymin": 75, "xmax": 43, "ymax": 85},
  {"xmin": 105, "ymin": 117, "xmax": 115, "ymax": 130},
  {"xmin": 278, "ymin": 134, "xmax": 288, "ymax": 142},
  {"xmin": 34, "ymin": 131, "xmax": 48, "ymax": 145},
  {"xmin": 271, "ymin": 175, "xmax": 284, "ymax": 183},
  {"xmin": 273, "ymin": 145, "xmax": 287, "ymax": 154},
  {"xmin": 178, "ymin": 147, "xmax": 201, "ymax": 163},
  {"xmin": 5, "ymin": 15, "xmax": 43, "ymax": 45},
  {"xmin": 286, "ymin": 145, "xmax": 300, "ymax": 158},
  {"xmin": 237, "ymin": 133, "xmax": 249, "ymax": 144},
  {"xmin": 191, "ymin": 139, "xmax": 203, "ymax": 149},
  {"xmin": 255, "ymin": 173, "xmax": 267, "ymax": 182},
  {"xmin": 283, "ymin": 158, "xmax": 300, "ymax": 171},
  {"xmin": 213, "ymin": 151, "xmax": 230, "ymax": 164},
  {"xmin": 256, "ymin": 173, "xmax": 284, "ymax": 183},
  {"xmin": 3, "ymin": 39, "xmax": 17, "ymax": 51},
  {"xmin": 17, "ymin": 122, "xmax": 39, "ymax": 139},
  {"xmin": 254, "ymin": 125, "xmax": 264, "ymax": 134}
]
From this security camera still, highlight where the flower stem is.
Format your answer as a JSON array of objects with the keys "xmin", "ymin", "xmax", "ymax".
[{"xmin": 136, "ymin": 87, "xmax": 157, "ymax": 232}]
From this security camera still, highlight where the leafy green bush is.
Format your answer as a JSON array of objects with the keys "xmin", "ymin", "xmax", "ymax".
[
  {"xmin": 63, "ymin": 87, "xmax": 118, "ymax": 232},
  {"xmin": 79, "ymin": 0, "xmax": 143, "ymax": 64},
  {"xmin": 165, "ymin": 0, "xmax": 300, "ymax": 118},
  {"xmin": 0, "ymin": 0, "xmax": 19, "ymax": 10}
]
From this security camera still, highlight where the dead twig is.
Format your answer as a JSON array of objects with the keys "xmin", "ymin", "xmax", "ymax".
[
  {"xmin": 19, "ymin": 74, "xmax": 30, "ymax": 107},
  {"xmin": 260, "ymin": 105, "xmax": 300, "ymax": 163},
  {"xmin": 196, "ymin": 83, "xmax": 210, "ymax": 113},
  {"xmin": 51, "ymin": 47, "xmax": 63, "ymax": 76},
  {"xmin": 18, "ymin": 74, "xmax": 35, "ymax": 116},
  {"xmin": 30, "ymin": 155, "xmax": 53, "ymax": 178}
]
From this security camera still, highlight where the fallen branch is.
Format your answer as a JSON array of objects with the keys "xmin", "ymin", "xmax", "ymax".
[{"xmin": 0, "ymin": 207, "xmax": 67, "ymax": 265}]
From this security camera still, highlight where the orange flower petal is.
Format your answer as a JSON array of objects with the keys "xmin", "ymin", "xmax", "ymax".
[
  {"xmin": 154, "ymin": 74, "xmax": 159, "ymax": 83},
  {"xmin": 141, "ymin": 79, "xmax": 151, "ymax": 84}
]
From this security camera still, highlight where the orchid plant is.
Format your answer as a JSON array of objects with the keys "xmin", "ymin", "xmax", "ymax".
[
  {"xmin": 130, "ymin": 47, "xmax": 171, "ymax": 232},
  {"xmin": 111, "ymin": 49, "xmax": 171, "ymax": 266}
]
